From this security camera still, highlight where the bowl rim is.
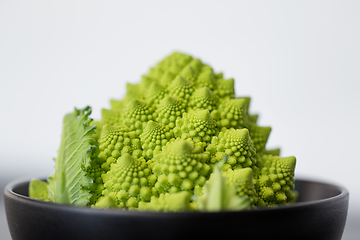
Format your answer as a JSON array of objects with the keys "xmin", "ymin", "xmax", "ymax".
[{"xmin": 4, "ymin": 176, "xmax": 349, "ymax": 216}]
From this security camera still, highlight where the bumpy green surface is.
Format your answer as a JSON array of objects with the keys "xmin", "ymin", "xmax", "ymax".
[
  {"xmin": 138, "ymin": 191, "xmax": 193, "ymax": 212},
  {"xmin": 102, "ymin": 153, "xmax": 157, "ymax": 208},
  {"xmin": 32, "ymin": 52, "xmax": 297, "ymax": 211},
  {"xmin": 254, "ymin": 155, "xmax": 297, "ymax": 205},
  {"xmin": 151, "ymin": 139, "xmax": 211, "ymax": 195},
  {"xmin": 224, "ymin": 168, "xmax": 259, "ymax": 206},
  {"xmin": 197, "ymin": 157, "xmax": 251, "ymax": 211},
  {"xmin": 207, "ymin": 128, "xmax": 258, "ymax": 171}
]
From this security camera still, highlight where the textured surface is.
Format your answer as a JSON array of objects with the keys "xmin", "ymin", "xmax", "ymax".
[
  {"xmin": 79, "ymin": 52, "xmax": 297, "ymax": 209},
  {"xmin": 47, "ymin": 107, "xmax": 97, "ymax": 206}
]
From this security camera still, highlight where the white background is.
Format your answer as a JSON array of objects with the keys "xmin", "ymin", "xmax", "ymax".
[{"xmin": 1, "ymin": 0, "xmax": 359, "ymax": 232}]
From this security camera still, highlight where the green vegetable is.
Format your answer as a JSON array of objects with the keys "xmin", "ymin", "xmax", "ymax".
[
  {"xmin": 30, "ymin": 52, "xmax": 297, "ymax": 211},
  {"xmin": 93, "ymin": 196, "xmax": 117, "ymax": 209},
  {"xmin": 102, "ymin": 153, "xmax": 156, "ymax": 208},
  {"xmin": 138, "ymin": 191, "xmax": 193, "ymax": 212},
  {"xmin": 30, "ymin": 107, "xmax": 97, "ymax": 206},
  {"xmin": 224, "ymin": 167, "xmax": 258, "ymax": 206},
  {"xmin": 254, "ymin": 155, "xmax": 297, "ymax": 205},
  {"xmin": 197, "ymin": 156, "xmax": 251, "ymax": 211},
  {"xmin": 29, "ymin": 179, "xmax": 49, "ymax": 201}
]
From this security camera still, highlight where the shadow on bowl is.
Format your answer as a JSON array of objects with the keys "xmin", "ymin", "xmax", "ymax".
[{"xmin": 4, "ymin": 178, "xmax": 349, "ymax": 240}]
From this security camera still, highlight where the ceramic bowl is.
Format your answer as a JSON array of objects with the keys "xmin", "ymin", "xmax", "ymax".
[{"xmin": 4, "ymin": 178, "xmax": 349, "ymax": 240}]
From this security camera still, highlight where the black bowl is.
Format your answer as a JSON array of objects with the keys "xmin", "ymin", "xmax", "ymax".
[{"xmin": 4, "ymin": 178, "xmax": 349, "ymax": 240}]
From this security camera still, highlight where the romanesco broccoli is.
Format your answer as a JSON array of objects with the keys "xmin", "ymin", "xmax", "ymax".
[{"xmin": 29, "ymin": 52, "xmax": 297, "ymax": 211}]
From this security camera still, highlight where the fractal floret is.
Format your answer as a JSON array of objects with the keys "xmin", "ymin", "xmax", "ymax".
[{"xmin": 29, "ymin": 52, "xmax": 297, "ymax": 212}]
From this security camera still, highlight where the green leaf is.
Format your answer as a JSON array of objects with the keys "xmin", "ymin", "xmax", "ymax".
[
  {"xmin": 29, "ymin": 179, "xmax": 49, "ymax": 201},
  {"xmin": 197, "ymin": 156, "xmax": 251, "ymax": 211},
  {"xmin": 47, "ymin": 106, "xmax": 97, "ymax": 206}
]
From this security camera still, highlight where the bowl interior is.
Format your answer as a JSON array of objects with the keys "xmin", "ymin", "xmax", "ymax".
[{"xmin": 295, "ymin": 179, "xmax": 344, "ymax": 202}]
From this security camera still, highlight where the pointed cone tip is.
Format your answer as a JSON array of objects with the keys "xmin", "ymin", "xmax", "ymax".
[
  {"xmin": 231, "ymin": 98, "xmax": 246, "ymax": 107},
  {"xmin": 262, "ymin": 126, "xmax": 272, "ymax": 137},
  {"xmin": 172, "ymin": 140, "xmax": 193, "ymax": 155},
  {"xmin": 195, "ymin": 86, "xmax": 213, "ymax": 96},
  {"xmin": 160, "ymin": 95, "xmax": 177, "ymax": 105},
  {"xmin": 180, "ymin": 65, "xmax": 195, "ymax": 75},
  {"xmin": 225, "ymin": 78, "xmax": 234, "ymax": 83},
  {"xmin": 101, "ymin": 124, "xmax": 113, "ymax": 136},
  {"xmin": 118, "ymin": 153, "xmax": 135, "ymax": 166},
  {"xmin": 148, "ymin": 81, "xmax": 162, "ymax": 91},
  {"xmin": 144, "ymin": 120, "xmax": 160, "ymax": 131},
  {"xmin": 172, "ymin": 75, "xmax": 190, "ymax": 86},
  {"xmin": 234, "ymin": 128, "xmax": 249, "ymax": 138},
  {"xmin": 159, "ymin": 71, "xmax": 174, "ymax": 82},
  {"xmin": 197, "ymin": 109, "xmax": 212, "ymax": 121},
  {"xmin": 100, "ymin": 124, "xmax": 123, "ymax": 140},
  {"xmin": 127, "ymin": 99, "xmax": 144, "ymax": 109},
  {"xmin": 234, "ymin": 167, "xmax": 253, "ymax": 180},
  {"xmin": 282, "ymin": 156, "xmax": 296, "ymax": 171}
]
